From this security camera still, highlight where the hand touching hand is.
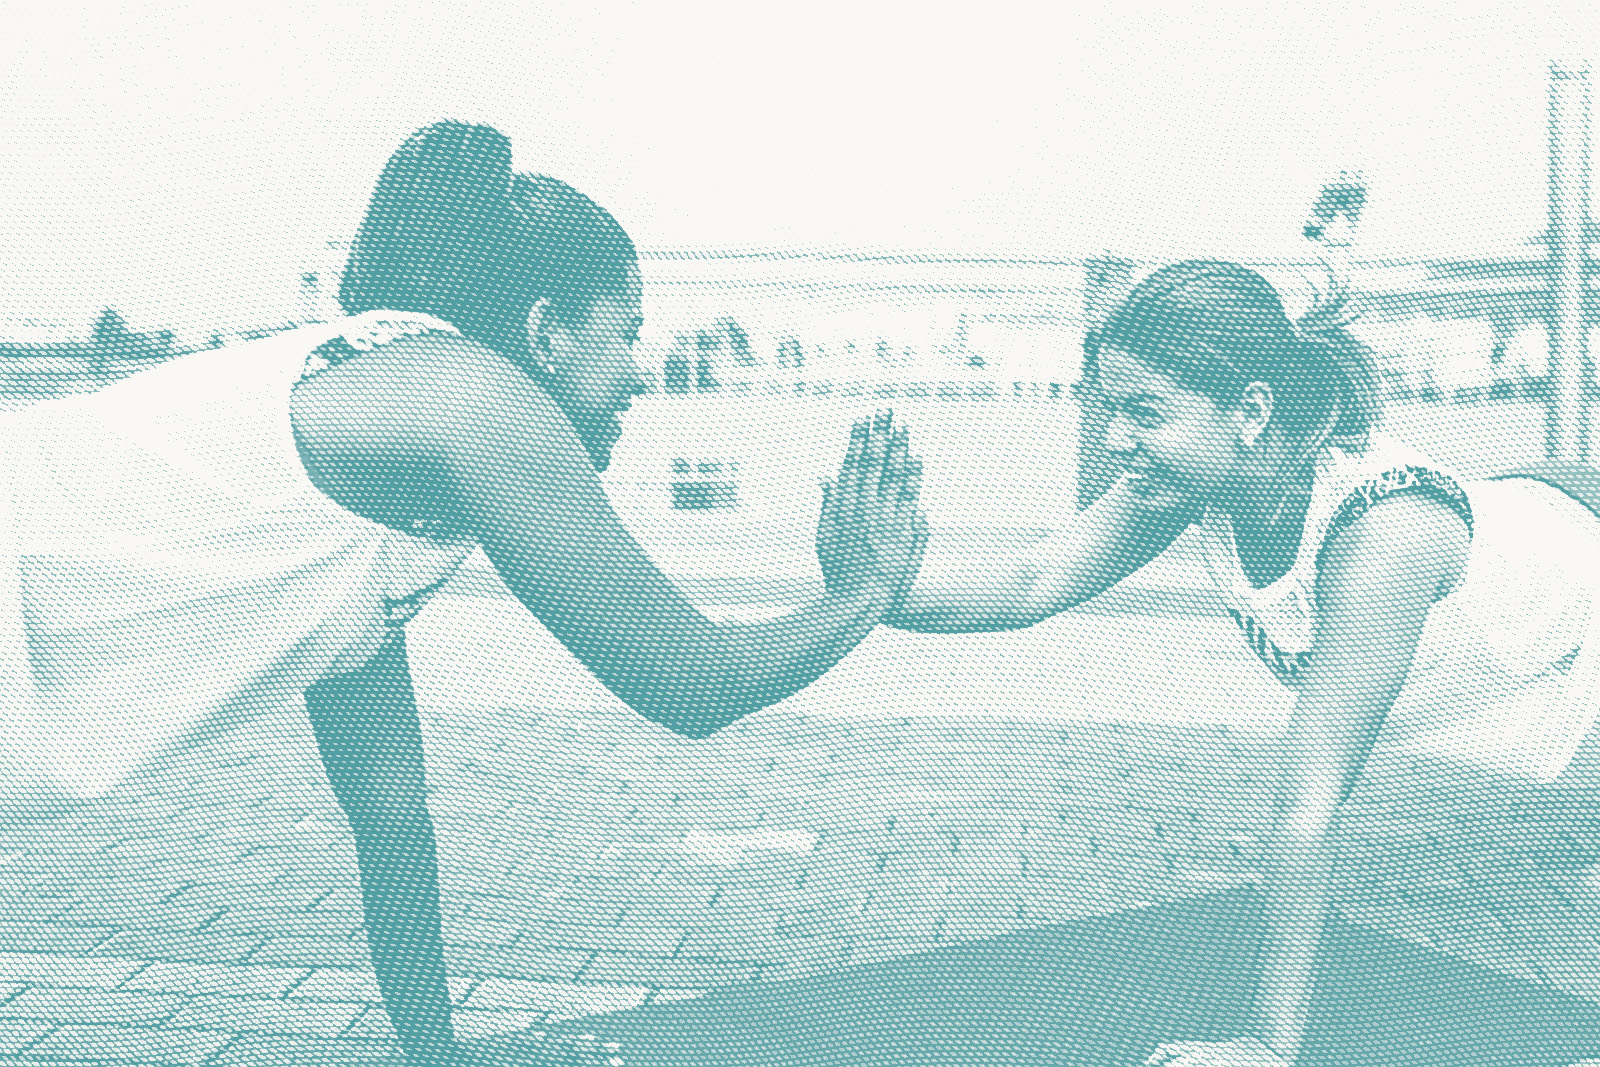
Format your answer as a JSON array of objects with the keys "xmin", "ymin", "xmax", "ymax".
[
  {"xmin": 1145, "ymin": 1038, "xmax": 1293, "ymax": 1067},
  {"xmin": 816, "ymin": 409, "xmax": 929, "ymax": 606}
]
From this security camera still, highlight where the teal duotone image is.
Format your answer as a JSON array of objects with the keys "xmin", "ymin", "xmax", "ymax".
[{"xmin": 2, "ymin": 5, "xmax": 1600, "ymax": 1067}]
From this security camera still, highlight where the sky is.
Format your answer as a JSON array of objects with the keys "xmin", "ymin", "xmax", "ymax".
[{"xmin": 1, "ymin": 0, "xmax": 1597, "ymax": 339}]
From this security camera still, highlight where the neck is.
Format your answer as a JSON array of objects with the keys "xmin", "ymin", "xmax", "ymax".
[{"xmin": 1218, "ymin": 450, "xmax": 1314, "ymax": 532}]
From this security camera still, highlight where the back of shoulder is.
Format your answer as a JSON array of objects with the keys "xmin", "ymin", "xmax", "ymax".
[{"xmin": 328, "ymin": 328, "xmax": 577, "ymax": 485}]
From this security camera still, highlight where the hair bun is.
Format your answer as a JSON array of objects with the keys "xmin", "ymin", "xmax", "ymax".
[
  {"xmin": 396, "ymin": 121, "xmax": 514, "ymax": 217},
  {"xmin": 341, "ymin": 122, "xmax": 517, "ymax": 313}
]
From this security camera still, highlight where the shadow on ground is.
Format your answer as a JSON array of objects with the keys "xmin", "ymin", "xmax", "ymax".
[{"xmin": 497, "ymin": 886, "xmax": 1600, "ymax": 1067}]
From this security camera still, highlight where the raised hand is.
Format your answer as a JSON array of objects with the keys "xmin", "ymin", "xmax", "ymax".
[
  {"xmin": 816, "ymin": 416, "xmax": 875, "ymax": 596},
  {"xmin": 816, "ymin": 410, "xmax": 929, "ymax": 606},
  {"xmin": 866, "ymin": 416, "xmax": 929, "ymax": 607}
]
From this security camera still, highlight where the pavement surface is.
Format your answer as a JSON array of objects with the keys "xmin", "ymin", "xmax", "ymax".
[
  {"xmin": 0, "ymin": 555, "xmax": 1596, "ymax": 1066},
  {"xmin": 527, "ymin": 886, "xmax": 1600, "ymax": 1067}
]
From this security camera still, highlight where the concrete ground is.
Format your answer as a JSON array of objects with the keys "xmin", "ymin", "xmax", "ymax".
[{"xmin": 0, "ymin": 556, "xmax": 1596, "ymax": 1065}]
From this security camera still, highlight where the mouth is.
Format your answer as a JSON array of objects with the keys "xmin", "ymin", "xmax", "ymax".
[{"xmin": 1121, "ymin": 464, "xmax": 1173, "ymax": 496}]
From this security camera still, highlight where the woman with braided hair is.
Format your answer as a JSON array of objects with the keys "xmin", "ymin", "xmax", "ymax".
[
  {"xmin": 0, "ymin": 122, "xmax": 928, "ymax": 1066},
  {"xmin": 888, "ymin": 260, "xmax": 1600, "ymax": 1065}
]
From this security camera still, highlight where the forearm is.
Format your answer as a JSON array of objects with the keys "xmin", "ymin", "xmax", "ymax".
[
  {"xmin": 883, "ymin": 545, "xmax": 1041, "ymax": 635},
  {"xmin": 1251, "ymin": 805, "xmax": 1339, "ymax": 1064},
  {"xmin": 886, "ymin": 584, "xmax": 1032, "ymax": 635},
  {"xmin": 886, "ymin": 492, "xmax": 1196, "ymax": 635},
  {"xmin": 625, "ymin": 581, "xmax": 895, "ymax": 738}
]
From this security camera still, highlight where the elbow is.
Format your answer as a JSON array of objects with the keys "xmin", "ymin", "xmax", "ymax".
[
  {"xmin": 665, "ymin": 717, "xmax": 726, "ymax": 742},
  {"xmin": 650, "ymin": 705, "xmax": 758, "ymax": 741},
  {"xmin": 616, "ymin": 674, "xmax": 765, "ymax": 741}
]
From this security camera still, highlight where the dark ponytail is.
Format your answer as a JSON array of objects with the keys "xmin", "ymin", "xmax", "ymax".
[
  {"xmin": 1291, "ymin": 283, "xmax": 1383, "ymax": 455},
  {"xmin": 340, "ymin": 122, "xmax": 637, "ymax": 363}
]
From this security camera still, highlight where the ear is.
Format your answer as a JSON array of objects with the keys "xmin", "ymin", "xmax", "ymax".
[
  {"xmin": 1236, "ymin": 381, "xmax": 1275, "ymax": 448},
  {"xmin": 525, "ymin": 297, "xmax": 553, "ymax": 342}
]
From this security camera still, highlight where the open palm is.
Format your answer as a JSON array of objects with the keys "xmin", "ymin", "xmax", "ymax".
[{"xmin": 816, "ymin": 410, "xmax": 929, "ymax": 605}]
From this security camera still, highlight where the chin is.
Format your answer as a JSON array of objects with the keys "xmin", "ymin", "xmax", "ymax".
[
  {"xmin": 582, "ymin": 428, "xmax": 621, "ymax": 472},
  {"xmin": 571, "ymin": 413, "xmax": 623, "ymax": 472}
]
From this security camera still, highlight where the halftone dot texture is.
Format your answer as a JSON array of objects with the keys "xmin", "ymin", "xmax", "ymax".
[{"xmin": 2, "ymin": 104, "xmax": 1600, "ymax": 1067}]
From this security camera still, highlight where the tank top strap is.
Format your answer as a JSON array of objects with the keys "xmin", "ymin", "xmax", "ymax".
[
  {"xmin": 1198, "ymin": 434, "xmax": 1475, "ymax": 689},
  {"xmin": 1307, "ymin": 433, "xmax": 1475, "ymax": 574}
]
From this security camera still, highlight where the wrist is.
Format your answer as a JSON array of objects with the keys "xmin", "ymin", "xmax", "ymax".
[
  {"xmin": 1248, "ymin": 1002, "xmax": 1304, "ymax": 1064},
  {"xmin": 834, "ymin": 573, "xmax": 894, "ymax": 611}
]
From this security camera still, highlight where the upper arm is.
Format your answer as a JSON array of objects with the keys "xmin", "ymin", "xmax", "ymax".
[
  {"xmin": 361, "ymin": 334, "xmax": 721, "ymax": 711},
  {"xmin": 1282, "ymin": 490, "xmax": 1472, "ymax": 814}
]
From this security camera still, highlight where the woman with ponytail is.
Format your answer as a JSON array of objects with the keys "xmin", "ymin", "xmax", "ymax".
[
  {"xmin": 0, "ymin": 122, "xmax": 927, "ymax": 1066},
  {"xmin": 887, "ymin": 260, "xmax": 1600, "ymax": 1065}
]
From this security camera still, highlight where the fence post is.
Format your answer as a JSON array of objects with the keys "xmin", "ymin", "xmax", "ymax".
[
  {"xmin": 1547, "ymin": 58, "xmax": 1592, "ymax": 461},
  {"xmin": 1076, "ymin": 255, "xmax": 1138, "ymax": 509}
]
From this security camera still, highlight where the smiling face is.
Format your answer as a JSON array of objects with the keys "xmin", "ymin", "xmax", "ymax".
[
  {"xmin": 1083, "ymin": 345, "xmax": 1270, "ymax": 512},
  {"xmin": 528, "ymin": 265, "xmax": 647, "ymax": 471}
]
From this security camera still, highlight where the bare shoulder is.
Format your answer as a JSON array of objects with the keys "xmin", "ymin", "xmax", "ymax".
[
  {"xmin": 289, "ymin": 327, "xmax": 592, "ymax": 543},
  {"xmin": 295, "ymin": 329, "xmax": 567, "ymax": 464},
  {"xmin": 1318, "ymin": 489, "xmax": 1471, "ymax": 604}
]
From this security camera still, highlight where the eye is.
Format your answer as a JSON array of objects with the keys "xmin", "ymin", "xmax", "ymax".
[
  {"xmin": 1126, "ymin": 404, "xmax": 1164, "ymax": 429},
  {"xmin": 1070, "ymin": 380, "xmax": 1113, "ymax": 413}
]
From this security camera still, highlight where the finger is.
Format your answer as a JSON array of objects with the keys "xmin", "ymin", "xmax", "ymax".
[
  {"xmin": 898, "ymin": 449, "xmax": 923, "ymax": 504},
  {"xmin": 853, "ymin": 423, "xmax": 887, "ymax": 502},
  {"xmin": 875, "ymin": 433, "xmax": 903, "ymax": 500},
  {"xmin": 843, "ymin": 417, "xmax": 869, "ymax": 473},
  {"xmin": 876, "ymin": 415, "xmax": 902, "ymax": 479},
  {"xmin": 906, "ymin": 518, "xmax": 931, "ymax": 574},
  {"xmin": 884, "ymin": 427, "xmax": 911, "ymax": 486},
  {"xmin": 883, "ymin": 425, "xmax": 908, "ymax": 492},
  {"xmin": 860, "ymin": 413, "xmax": 886, "ymax": 466},
  {"xmin": 830, "ymin": 468, "xmax": 847, "ymax": 504},
  {"xmin": 838, "ymin": 421, "xmax": 870, "ymax": 503}
]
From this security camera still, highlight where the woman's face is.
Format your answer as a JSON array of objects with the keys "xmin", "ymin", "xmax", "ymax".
[
  {"xmin": 532, "ymin": 265, "xmax": 647, "ymax": 471},
  {"xmin": 1082, "ymin": 345, "xmax": 1263, "ymax": 510}
]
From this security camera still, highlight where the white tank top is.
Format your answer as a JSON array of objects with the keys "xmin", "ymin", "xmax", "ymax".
[
  {"xmin": 1194, "ymin": 432, "xmax": 1600, "ymax": 783},
  {"xmin": 0, "ymin": 310, "xmax": 478, "ymax": 802}
]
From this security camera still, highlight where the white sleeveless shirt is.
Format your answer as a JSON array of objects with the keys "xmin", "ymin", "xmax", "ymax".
[
  {"xmin": 1194, "ymin": 432, "xmax": 1600, "ymax": 783},
  {"xmin": 0, "ymin": 310, "xmax": 478, "ymax": 802}
]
